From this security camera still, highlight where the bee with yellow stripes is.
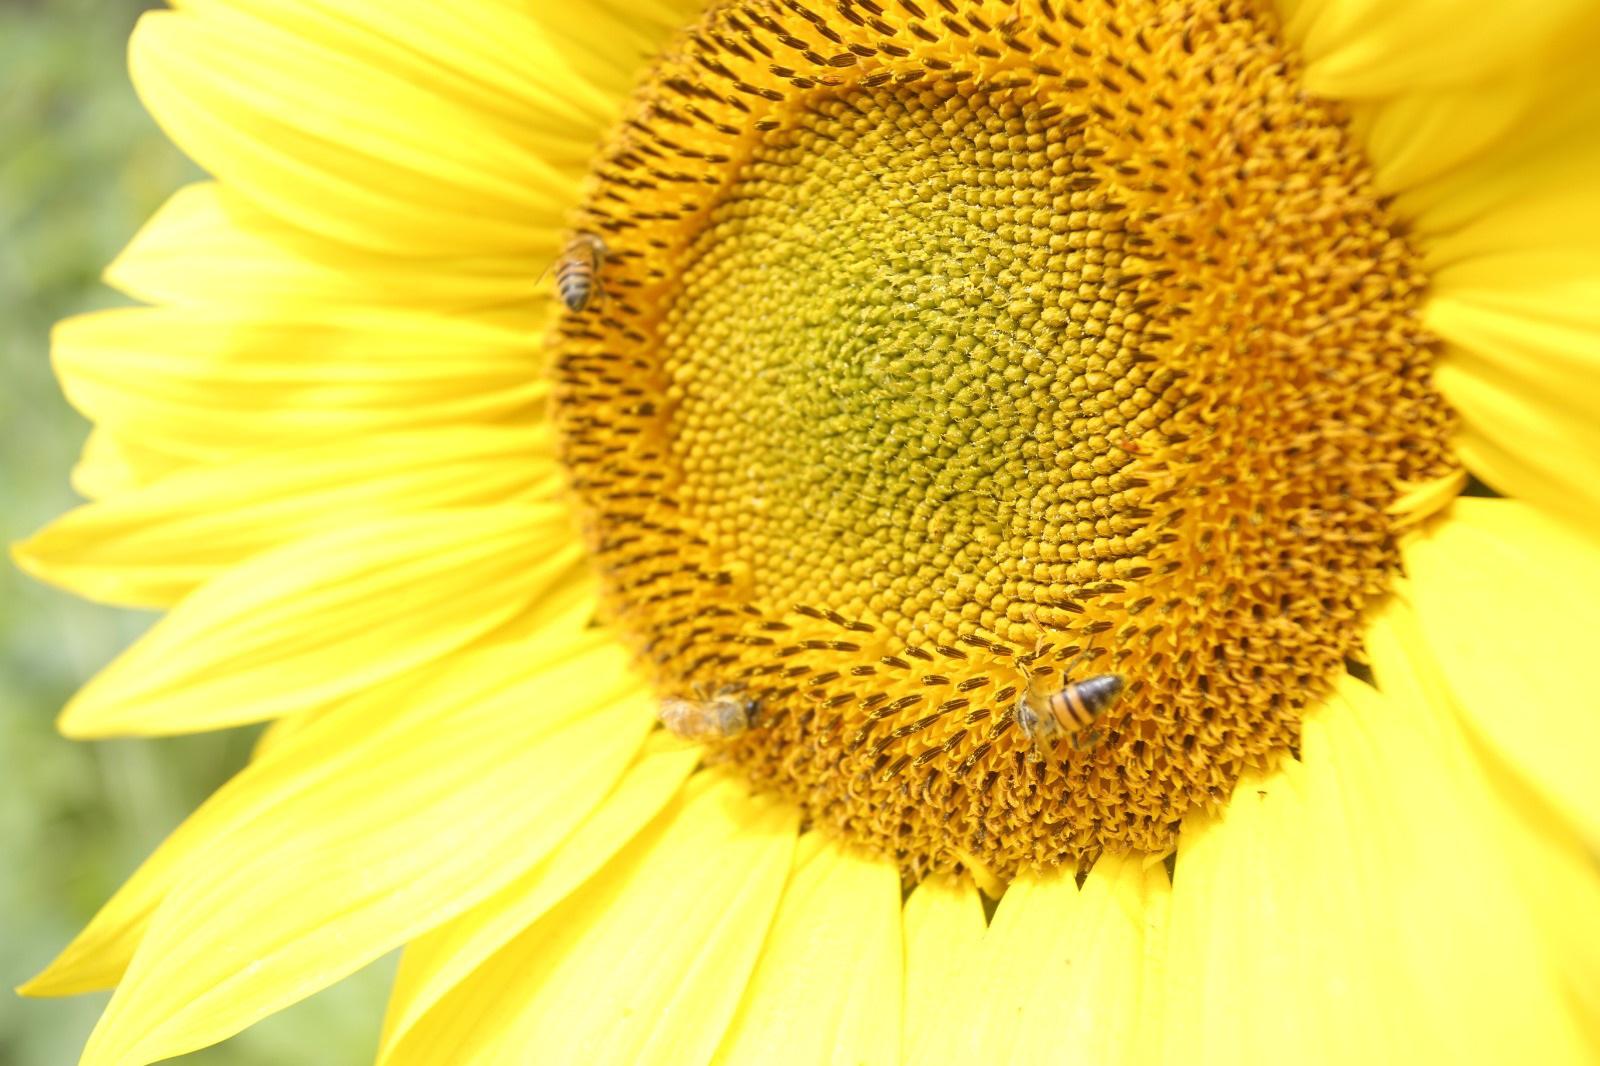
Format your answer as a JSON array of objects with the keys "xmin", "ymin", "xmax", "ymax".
[
  {"xmin": 554, "ymin": 232, "xmax": 607, "ymax": 312},
  {"xmin": 1015, "ymin": 672, "xmax": 1126, "ymax": 750}
]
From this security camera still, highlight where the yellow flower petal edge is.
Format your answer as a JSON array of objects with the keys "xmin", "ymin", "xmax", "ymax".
[
  {"xmin": 901, "ymin": 875, "xmax": 985, "ymax": 1066},
  {"xmin": 59, "ymin": 506, "xmax": 581, "ymax": 737},
  {"xmin": 1281, "ymin": 0, "xmax": 1599, "ymax": 100},
  {"xmin": 21, "ymin": 622, "xmax": 598, "ymax": 997},
  {"xmin": 1435, "ymin": 363, "xmax": 1600, "ymax": 531},
  {"xmin": 78, "ymin": 632, "xmax": 654, "ymax": 1066},
  {"xmin": 1365, "ymin": 600, "xmax": 1600, "ymax": 1036},
  {"xmin": 130, "ymin": 9, "xmax": 571, "ymax": 257},
  {"xmin": 1402, "ymin": 498, "xmax": 1600, "ymax": 849},
  {"xmin": 915, "ymin": 853, "xmax": 1166, "ymax": 1066},
  {"xmin": 712, "ymin": 833, "xmax": 903, "ymax": 1065},
  {"xmin": 1162, "ymin": 671, "xmax": 1592, "ymax": 1066},
  {"xmin": 174, "ymin": 0, "xmax": 622, "ymax": 170},
  {"xmin": 378, "ymin": 734, "xmax": 702, "ymax": 1059},
  {"xmin": 107, "ymin": 183, "xmax": 548, "ymax": 318},
  {"xmin": 52, "ymin": 307, "xmax": 547, "ymax": 469},
  {"xmin": 15, "ymin": 425, "xmax": 556, "ymax": 609},
  {"xmin": 384, "ymin": 774, "xmax": 798, "ymax": 1066}
]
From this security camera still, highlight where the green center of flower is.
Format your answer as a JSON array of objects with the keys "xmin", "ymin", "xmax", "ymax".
[
  {"xmin": 664, "ymin": 84, "xmax": 1160, "ymax": 642},
  {"xmin": 551, "ymin": 0, "xmax": 1458, "ymax": 882}
]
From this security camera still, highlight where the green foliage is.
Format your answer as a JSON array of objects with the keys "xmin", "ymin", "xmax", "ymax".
[{"xmin": 1, "ymin": 2, "xmax": 393, "ymax": 1062}]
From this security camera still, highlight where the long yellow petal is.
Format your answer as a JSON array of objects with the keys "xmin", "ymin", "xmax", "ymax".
[
  {"xmin": 1421, "ymin": 291, "xmax": 1600, "ymax": 527},
  {"xmin": 172, "ymin": 0, "xmax": 621, "ymax": 172},
  {"xmin": 52, "ymin": 308, "xmax": 544, "ymax": 466},
  {"xmin": 1162, "ymin": 673, "xmax": 1591, "ymax": 1065},
  {"xmin": 1427, "ymin": 289, "xmax": 1600, "ymax": 406},
  {"xmin": 378, "ymin": 736, "xmax": 702, "ymax": 1060},
  {"xmin": 1350, "ymin": 78, "xmax": 1545, "ymax": 197},
  {"xmin": 901, "ymin": 874, "xmax": 985, "ymax": 1066},
  {"xmin": 1020, "ymin": 852, "xmax": 1166, "ymax": 1066},
  {"xmin": 713, "ymin": 834, "xmax": 903, "ymax": 1065},
  {"xmin": 1401, "ymin": 77, "xmax": 1600, "ymax": 251},
  {"xmin": 108, "ymin": 183, "xmax": 545, "ymax": 318},
  {"xmin": 76, "ymin": 631, "xmax": 651, "ymax": 1066},
  {"xmin": 1400, "ymin": 499, "xmax": 1600, "ymax": 848},
  {"xmin": 69, "ymin": 429, "xmax": 190, "ymax": 501},
  {"xmin": 21, "ymin": 611, "xmax": 598, "ymax": 999},
  {"xmin": 59, "ymin": 506, "xmax": 580, "ymax": 737},
  {"xmin": 919, "ymin": 853, "xmax": 1165, "ymax": 1066},
  {"xmin": 1365, "ymin": 599, "xmax": 1600, "ymax": 1039},
  {"xmin": 130, "ymin": 9, "xmax": 569, "ymax": 258},
  {"xmin": 529, "ymin": 1, "xmax": 705, "ymax": 104},
  {"xmin": 387, "ymin": 774, "xmax": 798, "ymax": 1066},
  {"xmin": 15, "ymin": 426, "xmax": 554, "ymax": 609},
  {"xmin": 1435, "ymin": 363, "xmax": 1600, "ymax": 530},
  {"xmin": 1280, "ymin": 0, "xmax": 1598, "ymax": 99}
]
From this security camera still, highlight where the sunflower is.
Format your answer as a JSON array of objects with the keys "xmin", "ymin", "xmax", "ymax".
[{"xmin": 15, "ymin": 0, "xmax": 1600, "ymax": 1062}]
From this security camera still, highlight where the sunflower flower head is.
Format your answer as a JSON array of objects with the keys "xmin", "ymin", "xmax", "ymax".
[
  {"xmin": 14, "ymin": 0, "xmax": 1600, "ymax": 1063},
  {"xmin": 555, "ymin": 0, "xmax": 1458, "ymax": 879}
]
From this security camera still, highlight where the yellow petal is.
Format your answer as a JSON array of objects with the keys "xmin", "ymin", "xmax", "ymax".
[
  {"xmin": 77, "ymin": 631, "xmax": 652, "ymax": 1066},
  {"xmin": 920, "ymin": 854, "xmax": 1165, "ymax": 1066},
  {"xmin": 1022, "ymin": 852, "xmax": 1167, "ymax": 1066},
  {"xmin": 901, "ymin": 874, "xmax": 985, "ymax": 1066},
  {"xmin": 386, "ymin": 774, "xmax": 798, "ymax": 1066},
  {"xmin": 1425, "ymin": 289, "xmax": 1600, "ymax": 532},
  {"xmin": 130, "ymin": 9, "xmax": 569, "ymax": 257},
  {"xmin": 1295, "ymin": 2, "xmax": 1600, "ymax": 244},
  {"xmin": 1386, "ymin": 467, "xmax": 1467, "ymax": 525},
  {"xmin": 249, "ymin": 707, "xmax": 331, "ymax": 763},
  {"xmin": 52, "ymin": 308, "xmax": 545, "ymax": 466},
  {"xmin": 1401, "ymin": 77, "xmax": 1600, "ymax": 252},
  {"xmin": 1365, "ymin": 598, "xmax": 1600, "ymax": 1038},
  {"xmin": 16, "ymin": 426, "xmax": 554, "ymax": 609},
  {"xmin": 1434, "ymin": 362, "xmax": 1600, "ymax": 531},
  {"xmin": 1448, "ymin": 429, "xmax": 1598, "ymax": 538},
  {"xmin": 108, "ymin": 183, "xmax": 545, "ymax": 317},
  {"xmin": 1350, "ymin": 78, "xmax": 1545, "ymax": 197},
  {"xmin": 529, "ymin": 1, "xmax": 705, "ymax": 104},
  {"xmin": 1281, "ymin": 0, "xmax": 1599, "ymax": 99},
  {"xmin": 1427, "ymin": 288, "xmax": 1600, "ymax": 402},
  {"xmin": 60, "ymin": 506, "xmax": 580, "ymax": 737},
  {"xmin": 1401, "ymin": 498, "xmax": 1600, "ymax": 848},
  {"xmin": 69, "ymin": 430, "xmax": 187, "ymax": 501},
  {"xmin": 20, "ymin": 617, "xmax": 598, "ymax": 999},
  {"xmin": 379, "ymin": 735, "xmax": 701, "ymax": 1059},
  {"xmin": 1162, "ymin": 673, "xmax": 1592, "ymax": 1065},
  {"xmin": 172, "ymin": 0, "xmax": 620, "ymax": 172},
  {"xmin": 713, "ymin": 834, "xmax": 902, "ymax": 1066}
]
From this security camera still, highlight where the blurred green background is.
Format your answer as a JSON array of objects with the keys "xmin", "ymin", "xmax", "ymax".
[{"xmin": 2, "ymin": 1, "xmax": 393, "ymax": 1062}]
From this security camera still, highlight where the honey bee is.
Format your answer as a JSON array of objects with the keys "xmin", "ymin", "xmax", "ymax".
[
  {"xmin": 554, "ymin": 232, "xmax": 607, "ymax": 312},
  {"xmin": 658, "ymin": 688, "xmax": 756, "ymax": 740},
  {"xmin": 1015, "ymin": 672, "xmax": 1125, "ymax": 750},
  {"xmin": 1012, "ymin": 614, "xmax": 1126, "ymax": 750}
]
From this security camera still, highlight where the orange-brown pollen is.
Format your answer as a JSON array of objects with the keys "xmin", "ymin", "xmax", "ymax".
[{"xmin": 551, "ymin": 0, "xmax": 1457, "ymax": 881}]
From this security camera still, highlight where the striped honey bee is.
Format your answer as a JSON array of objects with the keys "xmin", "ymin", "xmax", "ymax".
[
  {"xmin": 659, "ymin": 688, "xmax": 756, "ymax": 741},
  {"xmin": 1015, "ymin": 673, "xmax": 1125, "ymax": 750},
  {"xmin": 554, "ymin": 232, "xmax": 607, "ymax": 312}
]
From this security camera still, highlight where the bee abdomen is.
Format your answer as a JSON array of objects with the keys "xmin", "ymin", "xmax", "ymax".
[
  {"xmin": 556, "ymin": 265, "xmax": 593, "ymax": 312},
  {"xmin": 1016, "ymin": 673, "xmax": 1125, "ymax": 747},
  {"xmin": 554, "ymin": 232, "xmax": 606, "ymax": 312},
  {"xmin": 1068, "ymin": 674, "xmax": 1125, "ymax": 718}
]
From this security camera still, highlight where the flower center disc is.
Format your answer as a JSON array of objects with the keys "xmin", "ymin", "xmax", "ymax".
[{"xmin": 552, "ymin": 0, "xmax": 1456, "ymax": 880}]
